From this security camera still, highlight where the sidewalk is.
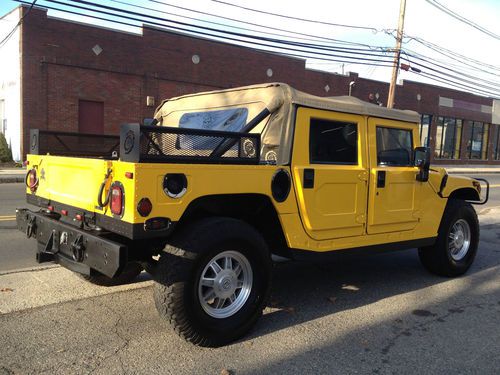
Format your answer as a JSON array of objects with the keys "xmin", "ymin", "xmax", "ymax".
[
  {"xmin": 0, "ymin": 168, "xmax": 25, "ymax": 183},
  {"xmin": 1, "ymin": 164, "xmax": 499, "ymax": 183},
  {"xmin": 440, "ymin": 165, "xmax": 500, "ymax": 174},
  {"xmin": 0, "ymin": 266, "xmax": 152, "ymax": 314}
]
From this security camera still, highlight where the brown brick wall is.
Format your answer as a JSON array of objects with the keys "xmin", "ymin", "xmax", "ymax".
[{"xmin": 19, "ymin": 5, "xmax": 498, "ymax": 164}]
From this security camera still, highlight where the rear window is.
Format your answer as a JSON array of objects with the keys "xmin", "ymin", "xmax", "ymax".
[
  {"xmin": 178, "ymin": 108, "xmax": 248, "ymax": 150},
  {"xmin": 179, "ymin": 108, "xmax": 248, "ymax": 132},
  {"xmin": 309, "ymin": 118, "xmax": 358, "ymax": 164}
]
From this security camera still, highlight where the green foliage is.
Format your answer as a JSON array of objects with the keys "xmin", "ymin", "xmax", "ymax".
[{"xmin": 0, "ymin": 133, "xmax": 13, "ymax": 162}]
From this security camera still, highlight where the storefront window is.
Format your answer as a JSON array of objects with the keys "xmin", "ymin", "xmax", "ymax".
[
  {"xmin": 493, "ymin": 125, "xmax": 500, "ymax": 161},
  {"xmin": 434, "ymin": 117, "xmax": 462, "ymax": 159},
  {"xmin": 419, "ymin": 114, "xmax": 431, "ymax": 147},
  {"xmin": 467, "ymin": 122, "xmax": 489, "ymax": 160}
]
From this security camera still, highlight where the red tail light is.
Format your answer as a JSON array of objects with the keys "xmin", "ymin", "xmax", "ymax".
[
  {"xmin": 110, "ymin": 184, "xmax": 124, "ymax": 216},
  {"xmin": 137, "ymin": 198, "xmax": 152, "ymax": 217}
]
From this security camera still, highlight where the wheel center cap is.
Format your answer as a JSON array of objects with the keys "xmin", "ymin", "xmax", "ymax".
[
  {"xmin": 214, "ymin": 271, "xmax": 237, "ymax": 299},
  {"xmin": 221, "ymin": 277, "xmax": 232, "ymax": 291}
]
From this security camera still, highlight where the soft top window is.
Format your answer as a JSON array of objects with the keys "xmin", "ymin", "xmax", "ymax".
[
  {"xmin": 179, "ymin": 108, "xmax": 248, "ymax": 133},
  {"xmin": 177, "ymin": 108, "xmax": 249, "ymax": 150}
]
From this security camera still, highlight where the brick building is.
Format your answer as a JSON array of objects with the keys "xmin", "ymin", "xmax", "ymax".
[{"xmin": 1, "ymin": 4, "xmax": 499, "ymax": 164}]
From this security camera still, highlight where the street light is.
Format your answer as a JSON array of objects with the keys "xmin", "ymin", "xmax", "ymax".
[{"xmin": 349, "ymin": 81, "xmax": 355, "ymax": 96}]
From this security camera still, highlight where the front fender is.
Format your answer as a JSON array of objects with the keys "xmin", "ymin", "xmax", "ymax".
[{"xmin": 440, "ymin": 175, "xmax": 481, "ymax": 201}]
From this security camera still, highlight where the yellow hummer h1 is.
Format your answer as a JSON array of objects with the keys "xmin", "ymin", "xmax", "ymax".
[{"xmin": 17, "ymin": 83, "xmax": 488, "ymax": 347}]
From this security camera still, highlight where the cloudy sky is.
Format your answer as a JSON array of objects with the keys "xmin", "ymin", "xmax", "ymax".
[{"xmin": 1, "ymin": 0, "xmax": 499, "ymax": 97}]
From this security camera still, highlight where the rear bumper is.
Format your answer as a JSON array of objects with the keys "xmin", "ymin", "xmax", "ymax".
[{"xmin": 16, "ymin": 208, "xmax": 127, "ymax": 278}]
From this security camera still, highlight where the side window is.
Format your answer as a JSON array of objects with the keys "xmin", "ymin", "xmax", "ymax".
[
  {"xmin": 376, "ymin": 127, "xmax": 413, "ymax": 166},
  {"xmin": 309, "ymin": 118, "xmax": 357, "ymax": 164}
]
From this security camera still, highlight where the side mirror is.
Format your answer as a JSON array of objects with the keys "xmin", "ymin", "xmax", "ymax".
[{"xmin": 413, "ymin": 147, "xmax": 430, "ymax": 182}]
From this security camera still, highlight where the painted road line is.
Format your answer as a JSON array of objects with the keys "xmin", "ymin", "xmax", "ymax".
[{"xmin": 0, "ymin": 216, "xmax": 16, "ymax": 221}]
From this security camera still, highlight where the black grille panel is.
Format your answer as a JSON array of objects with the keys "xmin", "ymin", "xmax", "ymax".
[
  {"xmin": 120, "ymin": 124, "xmax": 260, "ymax": 164},
  {"xmin": 30, "ymin": 129, "xmax": 119, "ymax": 159}
]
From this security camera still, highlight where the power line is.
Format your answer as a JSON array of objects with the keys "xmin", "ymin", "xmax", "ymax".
[
  {"xmin": 403, "ymin": 46, "xmax": 500, "ymax": 79},
  {"xmin": 15, "ymin": 0, "xmax": 500, "ymax": 97},
  {"xmin": 408, "ymin": 36, "xmax": 500, "ymax": 72},
  {"xmin": 401, "ymin": 56, "xmax": 500, "ymax": 97},
  {"xmin": 211, "ymin": 0, "xmax": 383, "ymax": 33},
  {"xmin": 0, "ymin": 0, "xmax": 37, "ymax": 48},
  {"xmin": 402, "ymin": 52, "xmax": 500, "ymax": 91},
  {"xmin": 424, "ymin": 0, "xmax": 500, "ymax": 41},
  {"xmin": 413, "ymin": 70, "xmax": 498, "ymax": 98},
  {"xmin": 50, "ymin": 0, "xmax": 395, "ymax": 63},
  {"xmin": 18, "ymin": 0, "xmax": 394, "ymax": 68},
  {"xmin": 147, "ymin": 0, "xmax": 380, "ymax": 49},
  {"xmin": 111, "ymin": 0, "xmax": 391, "ymax": 56}
]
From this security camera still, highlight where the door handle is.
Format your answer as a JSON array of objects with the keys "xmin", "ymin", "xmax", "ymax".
[
  {"xmin": 377, "ymin": 170, "xmax": 386, "ymax": 188},
  {"xmin": 303, "ymin": 168, "xmax": 315, "ymax": 189}
]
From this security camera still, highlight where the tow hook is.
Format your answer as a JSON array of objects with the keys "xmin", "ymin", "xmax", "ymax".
[
  {"xmin": 26, "ymin": 215, "xmax": 37, "ymax": 238},
  {"xmin": 71, "ymin": 234, "xmax": 85, "ymax": 262}
]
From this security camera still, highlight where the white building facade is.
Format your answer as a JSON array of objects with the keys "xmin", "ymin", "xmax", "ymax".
[{"xmin": 0, "ymin": 8, "xmax": 22, "ymax": 161}]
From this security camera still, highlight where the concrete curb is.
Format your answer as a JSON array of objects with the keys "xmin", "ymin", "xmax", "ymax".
[
  {"xmin": 0, "ymin": 264, "xmax": 59, "ymax": 276},
  {"xmin": 0, "ymin": 266, "xmax": 153, "ymax": 314},
  {"xmin": 0, "ymin": 177, "xmax": 24, "ymax": 183},
  {"xmin": 446, "ymin": 169, "xmax": 500, "ymax": 174}
]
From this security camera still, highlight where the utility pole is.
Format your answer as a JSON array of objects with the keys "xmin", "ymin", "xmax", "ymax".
[{"xmin": 387, "ymin": 0, "xmax": 407, "ymax": 108}]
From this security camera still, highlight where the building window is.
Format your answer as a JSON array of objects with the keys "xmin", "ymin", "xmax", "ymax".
[
  {"xmin": 419, "ymin": 114, "xmax": 431, "ymax": 147},
  {"xmin": 467, "ymin": 121, "xmax": 489, "ymax": 160},
  {"xmin": 494, "ymin": 125, "xmax": 500, "ymax": 161},
  {"xmin": 309, "ymin": 119, "xmax": 358, "ymax": 164},
  {"xmin": 435, "ymin": 117, "xmax": 462, "ymax": 159},
  {"xmin": 376, "ymin": 126, "xmax": 413, "ymax": 166}
]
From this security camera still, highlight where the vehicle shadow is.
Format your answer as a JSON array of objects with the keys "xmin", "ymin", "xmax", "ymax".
[{"xmin": 246, "ymin": 225, "xmax": 500, "ymax": 342}]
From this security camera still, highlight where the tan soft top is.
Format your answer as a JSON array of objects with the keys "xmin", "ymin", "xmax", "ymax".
[
  {"xmin": 154, "ymin": 82, "xmax": 420, "ymax": 123},
  {"xmin": 153, "ymin": 83, "xmax": 419, "ymax": 164}
]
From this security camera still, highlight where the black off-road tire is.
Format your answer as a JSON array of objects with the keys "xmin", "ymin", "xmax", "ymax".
[
  {"xmin": 79, "ymin": 262, "xmax": 143, "ymax": 286},
  {"xmin": 153, "ymin": 217, "xmax": 272, "ymax": 347},
  {"xmin": 418, "ymin": 199, "xmax": 479, "ymax": 277}
]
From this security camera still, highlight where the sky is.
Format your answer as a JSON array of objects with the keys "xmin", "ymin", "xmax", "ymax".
[{"xmin": 1, "ymin": 0, "xmax": 499, "ymax": 98}]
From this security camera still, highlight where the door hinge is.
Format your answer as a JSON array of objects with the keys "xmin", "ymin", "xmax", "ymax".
[
  {"xmin": 412, "ymin": 209, "xmax": 422, "ymax": 219},
  {"xmin": 358, "ymin": 171, "xmax": 368, "ymax": 181},
  {"xmin": 355, "ymin": 214, "xmax": 366, "ymax": 224}
]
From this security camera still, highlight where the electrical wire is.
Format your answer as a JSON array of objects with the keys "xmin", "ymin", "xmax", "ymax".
[
  {"xmin": 407, "ymin": 36, "xmax": 500, "ymax": 72},
  {"xmin": 211, "ymin": 0, "xmax": 382, "ymax": 33},
  {"xmin": 403, "ymin": 46, "xmax": 500, "ymax": 79},
  {"xmin": 424, "ymin": 0, "xmax": 500, "ymax": 41},
  {"xmin": 62, "ymin": 0, "xmax": 395, "ymax": 60},
  {"xmin": 112, "ymin": 0, "xmax": 388, "ymax": 53},
  {"xmin": 15, "ymin": 0, "xmax": 394, "ymax": 70},
  {"xmin": 0, "ymin": 0, "xmax": 37, "ymax": 48},
  {"xmin": 146, "ymin": 0, "xmax": 380, "ymax": 49},
  {"xmin": 45, "ymin": 0, "xmax": 396, "ymax": 63},
  {"xmin": 14, "ymin": 0, "xmax": 500, "ymax": 97},
  {"xmin": 401, "ymin": 57, "xmax": 500, "ymax": 97},
  {"xmin": 401, "ymin": 52, "xmax": 500, "ymax": 91}
]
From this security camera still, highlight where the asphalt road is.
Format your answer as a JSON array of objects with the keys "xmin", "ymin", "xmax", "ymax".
[
  {"xmin": 0, "ymin": 175, "xmax": 499, "ymax": 374},
  {"xmin": 0, "ymin": 219, "xmax": 499, "ymax": 374},
  {"xmin": 0, "ymin": 183, "xmax": 39, "ymax": 271},
  {"xmin": 1, "ymin": 175, "xmax": 500, "ymax": 272}
]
